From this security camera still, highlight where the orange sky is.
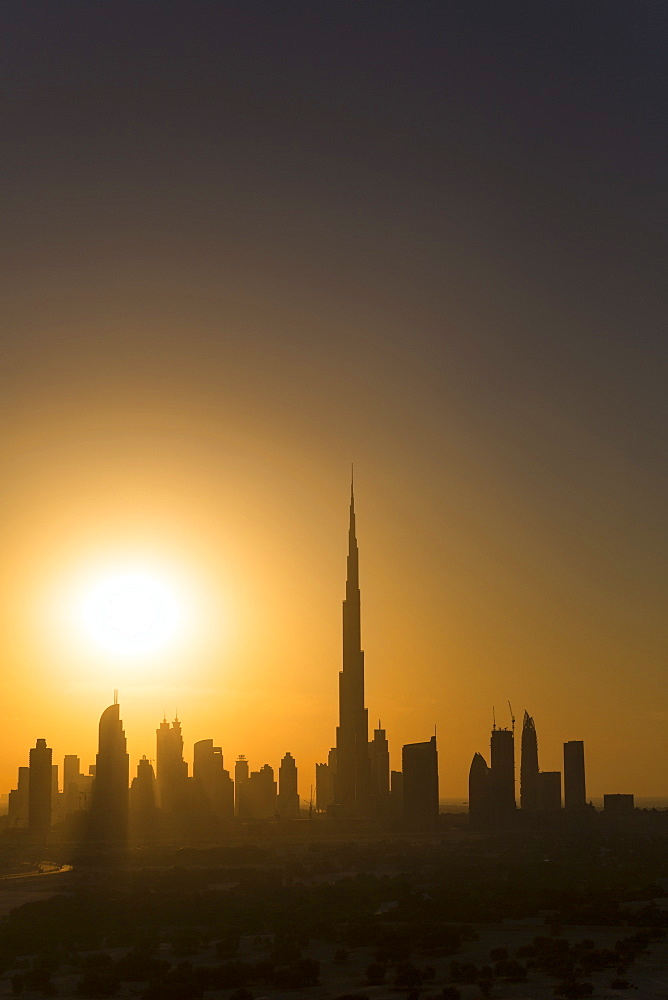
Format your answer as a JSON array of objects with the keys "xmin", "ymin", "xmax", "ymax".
[{"xmin": 1, "ymin": 361, "xmax": 665, "ymax": 801}]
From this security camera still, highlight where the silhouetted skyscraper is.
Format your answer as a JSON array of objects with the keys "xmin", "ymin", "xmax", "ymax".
[
  {"xmin": 369, "ymin": 723, "xmax": 390, "ymax": 807},
  {"xmin": 28, "ymin": 738, "xmax": 52, "ymax": 842},
  {"xmin": 538, "ymin": 770, "xmax": 562, "ymax": 811},
  {"xmin": 490, "ymin": 726, "xmax": 515, "ymax": 820},
  {"xmin": 129, "ymin": 756, "xmax": 158, "ymax": 841},
  {"xmin": 240, "ymin": 764, "xmax": 277, "ymax": 820},
  {"xmin": 89, "ymin": 700, "xmax": 129, "ymax": 842},
  {"xmin": 390, "ymin": 769, "xmax": 403, "ymax": 816},
  {"xmin": 51, "ymin": 764, "xmax": 62, "ymax": 828},
  {"xmin": 7, "ymin": 767, "xmax": 29, "ymax": 829},
  {"xmin": 520, "ymin": 711, "xmax": 539, "ymax": 811},
  {"xmin": 468, "ymin": 751, "xmax": 491, "ymax": 828},
  {"xmin": 402, "ymin": 736, "xmax": 439, "ymax": 830},
  {"xmin": 193, "ymin": 739, "xmax": 234, "ymax": 821},
  {"xmin": 63, "ymin": 754, "xmax": 91, "ymax": 816},
  {"xmin": 234, "ymin": 756, "xmax": 248, "ymax": 817},
  {"xmin": 315, "ymin": 762, "xmax": 333, "ymax": 813},
  {"xmin": 156, "ymin": 716, "xmax": 188, "ymax": 814},
  {"xmin": 563, "ymin": 740, "xmax": 586, "ymax": 809},
  {"xmin": 277, "ymin": 752, "xmax": 299, "ymax": 819},
  {"xmin": 334, "ymin": 478, "xmax": 369, "ymax": 813}
]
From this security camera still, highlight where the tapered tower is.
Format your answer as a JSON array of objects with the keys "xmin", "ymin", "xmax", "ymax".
[
  {"xmin": 334, "ymin": 475, "xmax": 369, "ymax": 812},
  {"xmin": 520, "ymin": 711, "xmax": 539, "ymax": 811}
]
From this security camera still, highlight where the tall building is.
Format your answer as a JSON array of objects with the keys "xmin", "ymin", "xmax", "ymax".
[
  {"xmin": 239, "ymin": 764, "xmax": 277, "ymax": 820},
  {"xmin": 129, "ymin": 756, "xmax": 158, "ymax": 841},
  {"xmin": 277, "ymin": 752, "xmax": 299, "ymax": 819},
  {"xmin": 156, "ymin": 717, "xmax": 188, "ymax": 814},
  {"xmin": 315, "ymin": 747, "xmax": 337, "ymax": 814},
  {"xmin": 234, "ymin": 756, "xmax": 249, "ymax": 817},
  {"xmin": 520, "ymin": 711, "xmax": 539, "ymax": 811},
  {"xmin": 390, "ymin": 769, "xmax": 404, "ymax": 817},
  {"xmin": 490, "ymin": 727, "xmax": 515, "ymax": 820},
  {"xmin": 28, "ymin": 739, "xmax": 52, "ymax": 842},
  {"xmin": 315, "ymin": 762, "xmax": 333, "ymax": 813},
  {"xmin": 369, "ymin": 723, "xmax": 390, "ymax": 807},
  {"xmin": 563, "ymin": 740, "xmax": 586, "ymax": 809},
  {"xmin": 538, "ymin": 771, "xmax": 562, "ymax": 811},
  {"xmin": 402, "ymin": 736, "xmax": 439, "ymax": 830},
  {"xmin": 63, "ymin": 755, "xmax": 87, "ymax": 816},
  {"xmin": 7, "ymin": 767, "xmax": 30, "ymax": 829},
  {"xmin": 334, "ymin": 478, "xmax": 369, "ymax": 813},
  {"xmin": 89, "ymin": 700, "xmax": 129, "ymax": 841},
  {"xmin": 193, "ymin": 739, "xmax": 233, "ymax": 821},
  {"xmin": 468, "ymin": 752, "xmax": 491, "ymax": 827},
  {"xmin": 51, "ymin": 764, "xmax": 62, "ymax": 828}
]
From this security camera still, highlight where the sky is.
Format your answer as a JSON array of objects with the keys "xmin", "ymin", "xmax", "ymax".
[{"xmin": 1, "ymin": 2, "xmax": 666, "ymax": 801}]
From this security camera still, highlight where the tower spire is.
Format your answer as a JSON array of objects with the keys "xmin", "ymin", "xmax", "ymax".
[{"xmin": 335, "ymin": 472, "xmax": 369, "ymax": 813}]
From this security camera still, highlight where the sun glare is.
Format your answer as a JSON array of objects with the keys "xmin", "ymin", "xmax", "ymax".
[{"xmin": 81, "ymin": 569, "xmax": 182, "ymax": 655}]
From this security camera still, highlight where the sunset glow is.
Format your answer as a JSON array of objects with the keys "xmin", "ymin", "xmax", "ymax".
[
  {"xmin": 80, "ymin": 569, "xmax": 183, "ymax": 655},
  {"xmin": 0, "ymin": 4, "xmax": 665, "ymax": 809}
]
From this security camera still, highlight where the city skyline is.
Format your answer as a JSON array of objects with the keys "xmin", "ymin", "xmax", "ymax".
[
  {"xmin": 1, "ymin": 5, "xmax": 666, "ymax": 802},
  {"xmin": 2, "ymin": 483, "xmax": 658, "ymax": 813}
]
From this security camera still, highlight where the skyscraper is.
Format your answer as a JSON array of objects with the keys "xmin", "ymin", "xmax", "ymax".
[
  {"xmin": 538, "ymin": 771, "xmax": 562, "ymax": 811},
  {"xmin": 28, "ymin": 738, "xmax": 52, "ymax": 842},
  {"xmin": 369, "ymin": 723, "xmax": 390, "ymax": 807},
  {"xmin": 63, "ymin": 755, "xmax": 83, "ymax": 816},
  {"xmin": 156, "ymin": 716, "xmax": 188, "ymax": 814},
  {"xmin": 563, "ymin": 740, "xmax": 586, "ymax": 809},
  {"xmin": 490, "ymin": 726, "xmax": 516, "ymax": 820},
  {"xmin": 520, "ymin": 711, "xmax": 539, "ymax": 811},
  {"xmin": 277, "ymin": 752, "xmax": 299, "ymax": 819},
  {"xmin": 89, "ymin": 700, "xmax": 129, "ymax": 841},
  {"xmin": 402, "ymin": 736, "xmax": 439, "ymax": 830},
  {"xmin": 193, "ymin": 739, "xmax": 234, "ymax": 821},
  {"xmin": 334, "ymin": 477, "xmax": 369, "ymax": 813},
  {"xmin": 234, "ymin": 756, "xmax": 249, "ymax": 817},
  {"xmin": 240, "ymin": 764, "xmax": 277, "ymax": 820},
  {"xmin": 7, "ymin": 767, "xmax": 29, "ymax": 829},
  {"xmin": 129, "ymin": 756, "xmax": 158, "ymax": 841},
  {"xmin": 468, "ymin": 751, "xmax": 491, "ymax": 828}
]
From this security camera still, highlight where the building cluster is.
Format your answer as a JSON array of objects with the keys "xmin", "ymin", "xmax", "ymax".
[
  {"xmin": 469, "ymin": 710, "xmax": 635, "ymax": 826},
  {"xmin": 6, "ymin": 706, "xmax": 303, "ymax": 844},
  {"xmin": 4, "ymin": 480, "xmax": 439, "ymax": 843},
  {"xmin": 4, "ymin": 482, "xmax": 636, "ymax": 845}
]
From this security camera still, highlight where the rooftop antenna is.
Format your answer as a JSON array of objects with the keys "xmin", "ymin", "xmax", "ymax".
[
  {"xmin": 508, "ymin": 700, "xmax": 515, "ymax": 734},
  {"xmin": 113, "ymin": 689, "xmax": 118, "ymax": 706},
  {"xmin": 492, "ymin": 706, "xmax": 496, "ymax": 730}
]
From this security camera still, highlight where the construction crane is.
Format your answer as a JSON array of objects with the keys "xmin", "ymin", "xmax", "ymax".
[{"xmin": 508, "ymin": 700, "xmax": 515, "ymax": 734}]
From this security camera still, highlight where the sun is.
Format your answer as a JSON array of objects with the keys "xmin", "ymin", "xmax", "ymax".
[{"xmin": 81, "ymin": 569, "xmax": 182, "ymax": 655}]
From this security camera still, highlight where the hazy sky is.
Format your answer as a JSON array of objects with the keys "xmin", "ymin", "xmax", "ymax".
[{"xmin": 2, "ymin": 3, "xmax": 666, "ymax": 800}]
